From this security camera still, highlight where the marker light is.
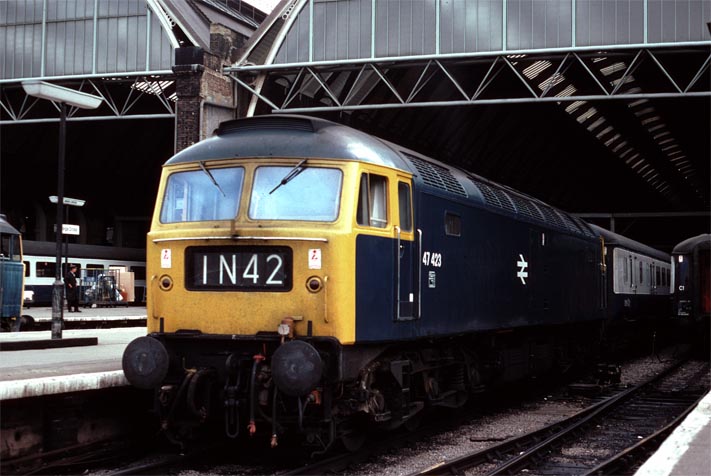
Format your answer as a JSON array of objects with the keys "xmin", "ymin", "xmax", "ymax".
[
  {"xmin": 159, "ymin": 275, "xmax": 173, "ymax": 291},
  {"xmin": 307, "ymin": 277, "xmax": 323, "ymax": 293}
]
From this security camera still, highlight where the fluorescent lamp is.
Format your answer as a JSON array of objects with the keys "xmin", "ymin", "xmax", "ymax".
[
  {"xmin": 49, "ymin": 196, "xmax": 86, "ymax": 207},
  {"xmin": 22, "ymin": 80, "xmax": 102, "ymax": 109}
]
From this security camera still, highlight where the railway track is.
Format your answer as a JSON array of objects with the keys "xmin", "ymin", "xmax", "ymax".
[
  {"xmin": 23, "ymin": 355, "xmax": 701, "ymax": 476},
  {"xmin": 408, "ymin": 358, "xmax": 709, "ymax": 476}
]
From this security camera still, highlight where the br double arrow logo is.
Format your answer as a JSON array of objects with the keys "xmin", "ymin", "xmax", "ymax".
[{"xmin": 517, "ymin": 254, "xmax": 528, "ymax": 285}]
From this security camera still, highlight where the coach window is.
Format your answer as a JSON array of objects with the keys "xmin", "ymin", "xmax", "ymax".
[
  {"xmin": 398, "ymin": 182, "xmax": 412, "ymax": 232},
  {"xmin": 639, "ymin": 262, "xmax": 644, "ymax": 285},
  {"xmin": 357, "ymin": 173, "xmax": 388, "ymax": 228},
  {"xmin": 131, "ymin": 266, "xmax": 146, "ymax": 280},
  {"xmin": 36, "ymin": 261, "xmax": 56, "ymax": 278},
  {"xmin": 24, "ymin": 261, "xmax": 30, "ymax": 277}
]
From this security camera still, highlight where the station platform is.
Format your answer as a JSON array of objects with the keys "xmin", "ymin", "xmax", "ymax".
[
  {"xmin": 0, "ymin": 307, "xmax": 147, "ymax": 401},
  {"xmin": 22, "ymin": 305, "xmax": 147, "ymax": 324},
  {"xmin": 635, "ymin": 389, "xmax": 711, "ymax": 476}
]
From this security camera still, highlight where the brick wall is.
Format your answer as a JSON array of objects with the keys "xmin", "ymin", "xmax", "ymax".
[{"xmin": 173, "ymin": 24, "xmax": 248, "ymax": 153}]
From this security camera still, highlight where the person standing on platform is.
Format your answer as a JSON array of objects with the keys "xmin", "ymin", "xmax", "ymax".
[{"xmin": 64, "ymin": 264, "xmax": 81, "ymax": 312}]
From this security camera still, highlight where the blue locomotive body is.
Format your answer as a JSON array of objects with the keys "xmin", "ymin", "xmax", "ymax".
[
  {"xmin": 355, "ymin": 188, "xmax": 603, "ymax": 342},
  {"xmin": 0, "ymin": 215, "xmax": 24, "ymax": 331}
]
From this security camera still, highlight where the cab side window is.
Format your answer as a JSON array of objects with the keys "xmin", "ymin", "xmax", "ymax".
[
  {"xmin": 357, "ymin": 173, "xmax": 388, "ymax": 228},
  {"xmin": 398, "ymin": 182, "xmax": 412, "ymax": 232}
]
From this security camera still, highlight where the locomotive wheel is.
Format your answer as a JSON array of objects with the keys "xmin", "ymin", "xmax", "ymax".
[
  {"xmin": 17, "ymin": 315, "xmax": 35, "ymax": 332},
  {"xmin": 339, "ymin": 417, "xmax": 367, "ymax": 452},
  {"xmin": 340, "ymin": 428, "xmax": 366, "ymax": 452},
  {"xmin": 403, "ymin": 410, "xmax": 423, "ymax": 432}
]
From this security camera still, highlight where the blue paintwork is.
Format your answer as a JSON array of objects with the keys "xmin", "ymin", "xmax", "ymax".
[
  {"xmin": 0, "ymin": 260, "xmax": 23, "ymax": 318},
  {"xmin": 0, "ymin": 216, "xmax": 23, "ymax": 320},
  {"xmin": 355, "ymin": 190, "xmax": 602, "ymax": 343}
]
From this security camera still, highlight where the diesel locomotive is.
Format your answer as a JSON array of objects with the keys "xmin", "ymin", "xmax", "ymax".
[
  {"xmin": 123, "ymin": 115, "xmax": 672, "ymax": 450},
  {"xmin": 0, "ymin": 215, "xmax": 24, "ymax": 332}
]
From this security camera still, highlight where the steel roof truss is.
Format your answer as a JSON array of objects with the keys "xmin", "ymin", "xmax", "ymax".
[
  {"xmin": 471, "ymin": 57, "xmax": 506, "ymax": 101},
  {"xmin": 282, "ymin": 69, "xmax": 306, "ymax": 109},
  {"xmin": 502, "ymin": 57, "xmax": 539, "ymax": 99},
  {"xmin": 406, "ymin": 61, "xmax": 438, "ymax": 103},
  {"xmin": 539, "ymin": 54, "xmax": 574, "ymax": 98},
  {"xmin": 685, "ymin": 54, "xmax": 711, "ymax": 92},
  {"xmin": 234, "ymin": 47, "xmax": 710, "ymax": 113},
  {"xmin": 229, "ymin": 74, "xmax": 280, "ymax": 111},
  {"xmin": 610, "ymin": 50, "xmax": 644, "ymax": 96},
  {"xmin": 368, "ymin": 64, "xmax": 405, "ymax": 105},
  {"xmin": 342, "ymin": 65, "xmax": 371, "ymax": 106},
  {"xmin": 435, "ymin": 60, "xmax": 469, "ymax": 101},
  {"xmin": 305, "ymin": 67, "xmax": 342, "ymax": 107}
]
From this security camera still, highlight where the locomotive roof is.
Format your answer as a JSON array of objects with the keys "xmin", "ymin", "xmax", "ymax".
[
  {"xmin": 0, "ymin": 214, "xmax": 20, "ymax": 236},
  {"xmin": 672, "ymin": 233, "xmax": 711, "ymax": 254},
  {"xmin": 167, "ymin": 115, "xmax": 597, "ymax": 239},
  {"xmin": 166, "ymin": 115, "xmax": 409, "ymax": 170},
  {"xmin": 589, "ymin": 224, "xmax": 670, "ymax": 261}
]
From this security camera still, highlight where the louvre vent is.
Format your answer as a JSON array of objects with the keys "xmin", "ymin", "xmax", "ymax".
[
  {"xmin": 557, "ymin": 210, "xmax": 584, "ymax": 234},
  {"xmin": 509, "ymin": 194, "xmax": 544, "ymax": 222},
  {"xmin": 538, "ymin": 204, "xmax": 567, "ymax": 230},
  {"xmin": 469, "ymin": 177, "xmax": 587, "ymax": 236},
  {"xmin": 572, "ymin": 215, "xmax": 596, "ymax": 238},
  {"xmin": 472, "ymin": 180, "xmax": 516, "ymax": 215},
  {"xmin": 405, "ymin": 154, "xmax": 467, "ymax": 197},
  {"xmin": 217, "ymin": 116, "xmax": 315, "ymax": 135}
]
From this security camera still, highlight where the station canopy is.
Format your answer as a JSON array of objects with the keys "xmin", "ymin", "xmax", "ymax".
[
  {"xmin": 229, "ymin": 0, "xmax": 711, "ymax": 218},
  {"xmin": 0, "ymin": 0, "xmax": 263, "ymax": 123}
]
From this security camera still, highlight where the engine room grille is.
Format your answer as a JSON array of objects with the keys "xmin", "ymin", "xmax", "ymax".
[
  {"xmin": 471, "ymin": 179, "xmax": 517, "ymax": 215},
  {"xmin": 404, "ymin": 154, "xmax": 468, "ymax": 197},
  {"xmin": 509, "ymin": 194, "xmax": 545, "ymax": 222},
  {"xmin": 217, "ymin": 116, "xmax": 315, "ymax": 135},
  {"xmin": 469, "ymin": 176, "xmax": 589, "ymax": 236}
]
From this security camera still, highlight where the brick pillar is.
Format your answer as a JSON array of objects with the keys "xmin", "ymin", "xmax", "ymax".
[
  {"xmin": 173, "ymin": 59, "xmax": 205, "ymax": 153},
  {"xmin": 172, "ymin": 25, "xmax": 246, "ymax": 153}
]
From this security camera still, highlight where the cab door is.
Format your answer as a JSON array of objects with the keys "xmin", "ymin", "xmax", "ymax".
[{"xmin": 396, "ymin": 179, "xmax": 418, "ymax": 321}]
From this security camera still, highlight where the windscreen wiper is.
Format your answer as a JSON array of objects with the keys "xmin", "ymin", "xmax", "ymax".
[
  {"xmin": 199, "ymin": 161, "xmax": 226, "ymax": 197},
  {"xmin": 269, "ymin": 159, "xmax": 307, "ymax": 194}
]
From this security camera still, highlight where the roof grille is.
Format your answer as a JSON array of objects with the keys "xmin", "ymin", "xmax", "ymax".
[
  {"xmin": 509, "ymin": 194, "xmax": 544, "ymax": 222},
  {"xmin": 471, "ymin": 179, "xmax": 516, "ymax": 215},
  {"xmin": 405, "ymin": 154, "xmax": 467, "ymax": 197},
  {"xmin": 538, "ymin": 204, "xmax": 567, "ymax": 230},
  {"xmin": 470, "ymin": 176, "xmax": 589, "ymax": 236},
  {"xmin": 217, "ymin": 116, "xmax": 315, "ymax": 135}
]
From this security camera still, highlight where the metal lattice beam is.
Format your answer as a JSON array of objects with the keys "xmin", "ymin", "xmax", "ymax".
[
  {"xmin": 227, "ymin": 45, "xmax": 710, "ymax": 113},
  {"xmin": 0, "ymin": 77, "xmax": 177, "ymax": 124}
]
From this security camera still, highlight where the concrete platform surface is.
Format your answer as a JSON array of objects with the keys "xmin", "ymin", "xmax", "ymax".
[
  {"xmin": 635, "ymin": 390, "xmax": 711, "ymax": 476},
  {"xmin": 22, "ymin": 305, "xmax": 146, "ymax": 322},
  {"xmin": 0, "ymin": 327, "xmax": 145, "ymax": 400}
]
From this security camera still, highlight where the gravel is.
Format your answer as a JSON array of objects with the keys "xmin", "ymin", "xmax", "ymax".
[{"xmin": 343, "ymin": 345, "xmax": 689, "ymax": 476}]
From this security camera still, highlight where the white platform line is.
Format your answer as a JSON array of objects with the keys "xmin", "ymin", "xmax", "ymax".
[
  {"xmin": 0, "ymin": 370, "xmax": 129, "ymax": 401},
  {"xmin": 635, "ymin": 391, "xmax": 711, "ymax": 476}
]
